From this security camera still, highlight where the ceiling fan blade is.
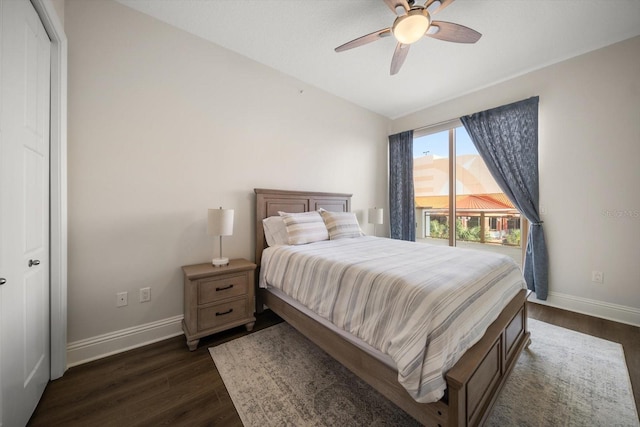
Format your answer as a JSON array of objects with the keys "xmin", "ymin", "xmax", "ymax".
[
  {"xmin": 384, "ymin": 0, "xmax": 410, "ymax": 15},
  {"xmin": 426, "ymin": 21, "xmax": 481, "ymax": 43},
  {"xmin": 335, "ymin": 28, "xmax": 392, "ymax": 52},
  {"xmin": 390, "ymin": 42, "xmax": 410, "ymax": 75},
  {"xmin": 424, "ymin": 0, "xmax": 455, "ymax": 15}
]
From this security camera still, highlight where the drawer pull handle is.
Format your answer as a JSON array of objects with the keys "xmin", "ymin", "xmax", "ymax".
[
  {"xmin": 216, "ymin": 308, "xmax": 233, "ymax": 316},
  {"xmin": 215, "ymin": 284, "xmax": 234, "ymax": 292}
]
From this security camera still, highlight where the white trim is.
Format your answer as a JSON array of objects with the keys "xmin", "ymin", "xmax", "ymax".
[
  {"xmin": 0, "ymin": 2, "xmax": 4, "ymax": 424},
  {"xmin": 30, "ymin": 0, "xmax": 68, "ymax": 380},
  {"xmin": 530, "ymin": 291, "xmax": 640, "ymax": 327},
  {"xmin": 66, "ymin": 315, "xmax": 185, "ymax": 368}
]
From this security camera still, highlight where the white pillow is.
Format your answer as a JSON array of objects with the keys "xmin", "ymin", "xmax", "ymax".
[
  {"xmin": 278, "ymin": 211, "xmax": 329, "ymax": 245},
  {"xmin": 320, "ymin": 210, "xmax": 363, "ymax": 240},
  {"xmin": 262, "ymin": 216, "xmax": 289, "ymax": 246}
]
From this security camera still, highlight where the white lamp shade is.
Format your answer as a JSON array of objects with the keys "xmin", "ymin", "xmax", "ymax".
[
  {"xmin": 208, "ymin": 208, "xmax": 234, "ymax": 236},
  {"xmin": 368, "ymin": 208, "xmax": 384, "ymax": 225}
]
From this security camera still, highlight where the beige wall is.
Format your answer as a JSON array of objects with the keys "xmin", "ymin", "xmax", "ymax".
[
  {"xmin": 394, "ymin": 36, "xmax": 640, "ymax": 321},
  {"xmin": 65, "ymin": 0, "xmax": 639, "ymax": 356},
  {"xmin": 50, "ymin": 0, "xmax": 64, "ymax": 26},
  {"xmin": 65, "ymin": 0, "xmax": 390, "ymax": 344}
]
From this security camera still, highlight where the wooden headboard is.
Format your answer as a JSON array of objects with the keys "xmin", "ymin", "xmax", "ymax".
[{"xmin": 254, "ymin": 188, "xmax": 352, "ymax": 266}]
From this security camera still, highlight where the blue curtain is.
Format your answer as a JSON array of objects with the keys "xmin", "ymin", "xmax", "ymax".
[
  {"xmin": 389, "ymin": 130, "xmax": 415, "ymax": 241},
  {"xmin": 460, "ymin": 97, "xmax": 549, "ymax": 299}
]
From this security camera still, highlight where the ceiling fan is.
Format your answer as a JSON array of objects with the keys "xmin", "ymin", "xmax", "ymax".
[{"xmin": 335, "ymin": 0, "xmax": 481, "ymax": 75}]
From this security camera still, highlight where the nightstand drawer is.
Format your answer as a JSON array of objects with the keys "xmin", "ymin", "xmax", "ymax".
[
  {"xmin": 198, "ymin": 298, "xmax": 248, "ymax": 330},
  {"xmin": 198, "ymin": 272, "xmax": 248, "ymax": 304}
]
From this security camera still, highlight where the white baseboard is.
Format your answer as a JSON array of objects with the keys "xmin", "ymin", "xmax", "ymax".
[
  {"xmin": 66, "ymin": 315, "xmax": 184, "ymax": 368},
  {"xmin": 530, "ymin": 291, "xmax": 640, "ymax": 327},
  {"xmin": 64, "ymin": 293, "xmax": 639, "ymax": 367}
]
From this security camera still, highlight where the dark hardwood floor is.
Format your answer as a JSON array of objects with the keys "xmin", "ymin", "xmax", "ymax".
[{"xmin": 29, "ymin": 304, "xmax": 639, "ymax": 426}]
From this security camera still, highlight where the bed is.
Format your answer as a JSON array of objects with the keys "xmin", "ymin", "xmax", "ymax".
[{"xmin": 254, "ymin": 188, "xmax": 530, "ymax": 427}]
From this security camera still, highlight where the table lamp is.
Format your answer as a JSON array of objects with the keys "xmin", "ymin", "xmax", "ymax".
[{"xmin": 207, "ymin": 207, "xmax": 234, "ymax": 267}]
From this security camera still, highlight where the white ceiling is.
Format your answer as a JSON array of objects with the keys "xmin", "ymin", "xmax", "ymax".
[{"xmin": 115, "ymin": 0, "xmax": 640, "ymax": 119}]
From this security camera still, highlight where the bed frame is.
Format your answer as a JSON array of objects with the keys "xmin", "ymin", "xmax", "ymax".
[{"xmin": 254, "ymin": 188, "xmax": 530, "ymax": 427}]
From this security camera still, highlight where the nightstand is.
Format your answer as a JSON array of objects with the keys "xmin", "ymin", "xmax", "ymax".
[{"xmin": 181, "ymin": 259, "xmax": 256, "ymax": 351}]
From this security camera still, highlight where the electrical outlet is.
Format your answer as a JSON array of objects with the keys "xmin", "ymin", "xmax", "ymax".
[
  {"xmin": 117, "ymin": 291, "xmax": 128, "ymax": 307},
  {"xmin": 591, "ymin": 271, "xmax": 604, "ymax": 284},
  {"xmin": 140, "ymin": 287, "xmax": 151, "ymax": 303}
]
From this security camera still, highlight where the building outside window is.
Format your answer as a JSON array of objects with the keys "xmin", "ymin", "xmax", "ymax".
[{"xmin": 413, "ymin": 122, "xmax": 523, "ymax": 267}]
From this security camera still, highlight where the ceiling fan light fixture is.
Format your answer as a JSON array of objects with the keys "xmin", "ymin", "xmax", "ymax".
[
  {"xmin": 392, "ymin": 8, "xmax": 431, "ymax": 45},
  {"xmin": 334, "ymin": 0, "xmax": 481, "ymax": 76}
]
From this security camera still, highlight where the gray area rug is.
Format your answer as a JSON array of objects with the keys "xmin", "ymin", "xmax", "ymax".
[{"xmin": 210, "ymin": 319, "xmax": 639, "ymax": 426}]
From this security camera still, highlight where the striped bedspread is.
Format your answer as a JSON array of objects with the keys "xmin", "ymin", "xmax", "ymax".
[{"xmin": 259, "ymin": 236, "xmax": 525, "ymax": 403}]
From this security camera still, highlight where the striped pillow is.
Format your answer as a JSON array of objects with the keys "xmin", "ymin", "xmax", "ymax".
[
  {"xmin": 320, "ymin": 210, "xmax": 363, "ymax": 240},
  {"xmin": 278, "ymin": 211, "xmax": 329, "ymax": 245}
]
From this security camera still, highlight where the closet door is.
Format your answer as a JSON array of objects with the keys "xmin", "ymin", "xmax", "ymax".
[{"xmin": 0, "ymin": 0, "xmax": 51, "ymax": 425}]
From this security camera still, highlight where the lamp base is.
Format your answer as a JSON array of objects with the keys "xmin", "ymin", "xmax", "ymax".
[{"xmin": 211, "ymin": 257, "xmax": 229, "ymax": 267}]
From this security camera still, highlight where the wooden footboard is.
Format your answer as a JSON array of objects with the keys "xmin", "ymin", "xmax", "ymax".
[
  {"xmin": 261, "ymin": 287, "xmax": 529, "ymax": 427},
  {"xmin": 446, "ymin": 289, "xmax": 530, "ymax": 426}
]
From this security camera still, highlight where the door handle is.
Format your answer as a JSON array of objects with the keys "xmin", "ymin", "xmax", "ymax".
[
  {"xmin": 29, "ymin": 259, "xmax": 40, "ymax": 267},
  {"xmin": 0, "ymin": 278, "xmax": 6, "ymax": 285}
]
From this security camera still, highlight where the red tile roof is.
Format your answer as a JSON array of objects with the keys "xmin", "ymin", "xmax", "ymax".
[{"xmin": 416, "ymin": 193, "xmax": 516, "ymax": 211}]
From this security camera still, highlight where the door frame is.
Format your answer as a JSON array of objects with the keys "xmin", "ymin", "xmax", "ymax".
[{"xmin": 30, "ymin": 0, "xmax": 67, "ymax": 380}]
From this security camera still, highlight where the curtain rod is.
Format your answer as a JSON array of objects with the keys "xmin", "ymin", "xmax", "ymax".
[
  {"xmin": 412, "ymin": 96, "xmax": 540, "ymax": 134},
  {"xmin": 413, "ymin": 117, "xmax": 462, "ymax": 135}
]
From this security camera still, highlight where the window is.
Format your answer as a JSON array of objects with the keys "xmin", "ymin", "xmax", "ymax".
[{"xmin": 413, "ymin": 121, "xmax": 523, "ymax": 267}]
